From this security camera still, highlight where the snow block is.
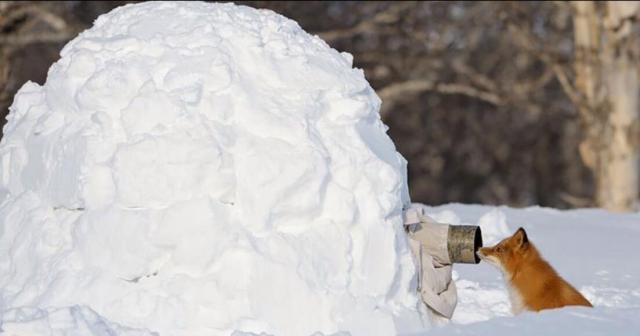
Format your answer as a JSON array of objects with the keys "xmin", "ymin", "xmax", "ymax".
[{"xmin": 0, "ymin": 2, "xmax": 424, "ymax": 335}]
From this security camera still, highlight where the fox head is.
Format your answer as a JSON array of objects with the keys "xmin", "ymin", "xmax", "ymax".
[{"xmin": 477, "ymin": 228, "xmax": 530, "ymax": 272}]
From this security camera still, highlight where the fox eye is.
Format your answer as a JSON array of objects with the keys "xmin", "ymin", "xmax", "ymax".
[{"xmin": 496, "ymin": 246, "xmax": 504, "ymax": 253}]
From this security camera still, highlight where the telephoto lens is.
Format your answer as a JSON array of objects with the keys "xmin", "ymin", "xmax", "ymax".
[{"xmin": 447, "ymin": 225, "xmax": 483, "ymax": 264}]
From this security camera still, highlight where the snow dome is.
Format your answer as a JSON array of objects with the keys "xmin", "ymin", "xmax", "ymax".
[{"xmin": 0, "ymin": 2, "xmax": 424, "ymax": 335}]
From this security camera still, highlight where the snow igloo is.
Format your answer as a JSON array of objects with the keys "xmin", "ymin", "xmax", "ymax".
[{"xmin": 0, "ymin": 2, "xmax": 426, "ymax": 335}]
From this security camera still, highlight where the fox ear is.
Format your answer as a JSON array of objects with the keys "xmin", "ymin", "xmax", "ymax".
[{"xmin": 514, "ymin": 227, "xmax": 528, "ymax": 247}]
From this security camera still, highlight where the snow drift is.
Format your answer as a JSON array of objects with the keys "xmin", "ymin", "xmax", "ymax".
[{"xmin": 0, "ymin": 2, "xmax": 424, "ymax": 335}]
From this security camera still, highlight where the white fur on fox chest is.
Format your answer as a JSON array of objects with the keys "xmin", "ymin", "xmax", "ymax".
[
  {"xmin": 506, "ymin": 281, "xmax": 526, "ymax": 314},
  {"xmin": 481, "ymin": 254, "xmax": 528, "ymax": 314}
]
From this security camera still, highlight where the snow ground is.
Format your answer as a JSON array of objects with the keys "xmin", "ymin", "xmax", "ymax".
[
  {"xmin": 1, "ymin": 204, "xmax": 637, "ymax": 336},
  {"xmin": 423, "ymin": 204, "xmax": 640, "ymax": 335}
]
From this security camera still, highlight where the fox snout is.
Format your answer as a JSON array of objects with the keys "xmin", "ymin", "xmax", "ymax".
[
  {"xmin": 476, "ymin": 247, "xmax": 491, "ymax": 258},
  {"xmin": 476, "ymin": 246, "xmax": 501, "ymax": 268}
]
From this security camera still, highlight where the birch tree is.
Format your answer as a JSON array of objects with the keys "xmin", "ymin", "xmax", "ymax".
[{"xmin": 573, "ymin": 1, "xmax": 640, "ymax": 211}]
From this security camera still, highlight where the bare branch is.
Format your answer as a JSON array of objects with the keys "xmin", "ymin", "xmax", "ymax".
[
  {"xmin": 511, "ymin": 67, "xmax": 555, "ymax": 98},
  {"xmin": 506, "ymin": 21, "xmax": 586, "ymax": 113},
  {"xmin": 317, "ymin": 2, "xmax": 416, "ymax": 42},
  {"xmin": 451, "ymin": 61, "xmax": 498, "ymax": 92},
  {"xmin": 551, "ymin": 63, "xmax": 583, "ymax": 110},
  {"xmin": 435, "ymin": 83, "xmax": 503, "ymax": 106},
  {"xmin": 377, "ymin": 79, "xmax": 436, "ymax": 103},
  {"xmin": 378, "ymin": 79, "xmax": 503, "ymax": 117},
  {"xmin": 0, "ymin": 4, "xmax": 68, "ymax": 31},
  {"xmin": 0, "ymin": 31, "xmax": 77, "ymax": 46}
]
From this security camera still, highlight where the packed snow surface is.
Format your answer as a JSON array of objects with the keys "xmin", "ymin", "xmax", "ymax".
[
  {"xmin": 426, "ymin": 204, "xmax": 640, "ymax": 336},
  {"xmin": 0, "ymin": 2, "xmax": 423, "ymax": 335}
]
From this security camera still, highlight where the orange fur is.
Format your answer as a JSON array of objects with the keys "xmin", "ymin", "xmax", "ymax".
[{"xmin": 477, "ymin": 228, "xmax": 592, "ymax": 314}]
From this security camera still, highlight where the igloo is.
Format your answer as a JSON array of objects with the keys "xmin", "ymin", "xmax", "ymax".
[{"xmin": 0, "ymin": 2, "xmax": 425, "ymax": 335}]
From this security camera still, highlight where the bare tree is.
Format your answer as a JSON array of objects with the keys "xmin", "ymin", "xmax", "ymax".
[{"xmin": 573, "ymin": 1, "xmax": 640, "ymax": 211}]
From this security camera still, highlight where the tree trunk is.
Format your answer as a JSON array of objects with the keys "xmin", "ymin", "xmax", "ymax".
[{"xmin": 573, "ymin": 1, "xmax": 640, "ymax": 211}]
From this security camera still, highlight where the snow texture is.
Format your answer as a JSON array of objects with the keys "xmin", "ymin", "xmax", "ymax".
[
  {"xmin": 0, "ymin": 2, "xmax": 423, "ymax": 335},
  {"xmin": 425, "ymin": 204, "xmax": 640, "ymax": 336},
  {"xmin": 1, "ymin": 306, "xmax": 156, "ymax": 336},
  {"xmin": 4, "ymin": 203, "xmax": 639, "ymax": 336}
]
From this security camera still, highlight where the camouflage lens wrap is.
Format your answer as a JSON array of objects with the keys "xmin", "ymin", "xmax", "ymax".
[{"xmin": 447, "ymin": 225, "xmax": 483, "ymax": 264}]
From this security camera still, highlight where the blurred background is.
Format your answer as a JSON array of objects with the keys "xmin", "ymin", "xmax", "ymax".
[{"xmin": 1, "ymin": 1, "xmax": 639, "ymax": 211}]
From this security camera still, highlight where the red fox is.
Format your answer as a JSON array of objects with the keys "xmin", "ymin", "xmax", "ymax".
[{"xmin": 477, "ymin": 228, "xmax": 592, "ymax": 314}]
